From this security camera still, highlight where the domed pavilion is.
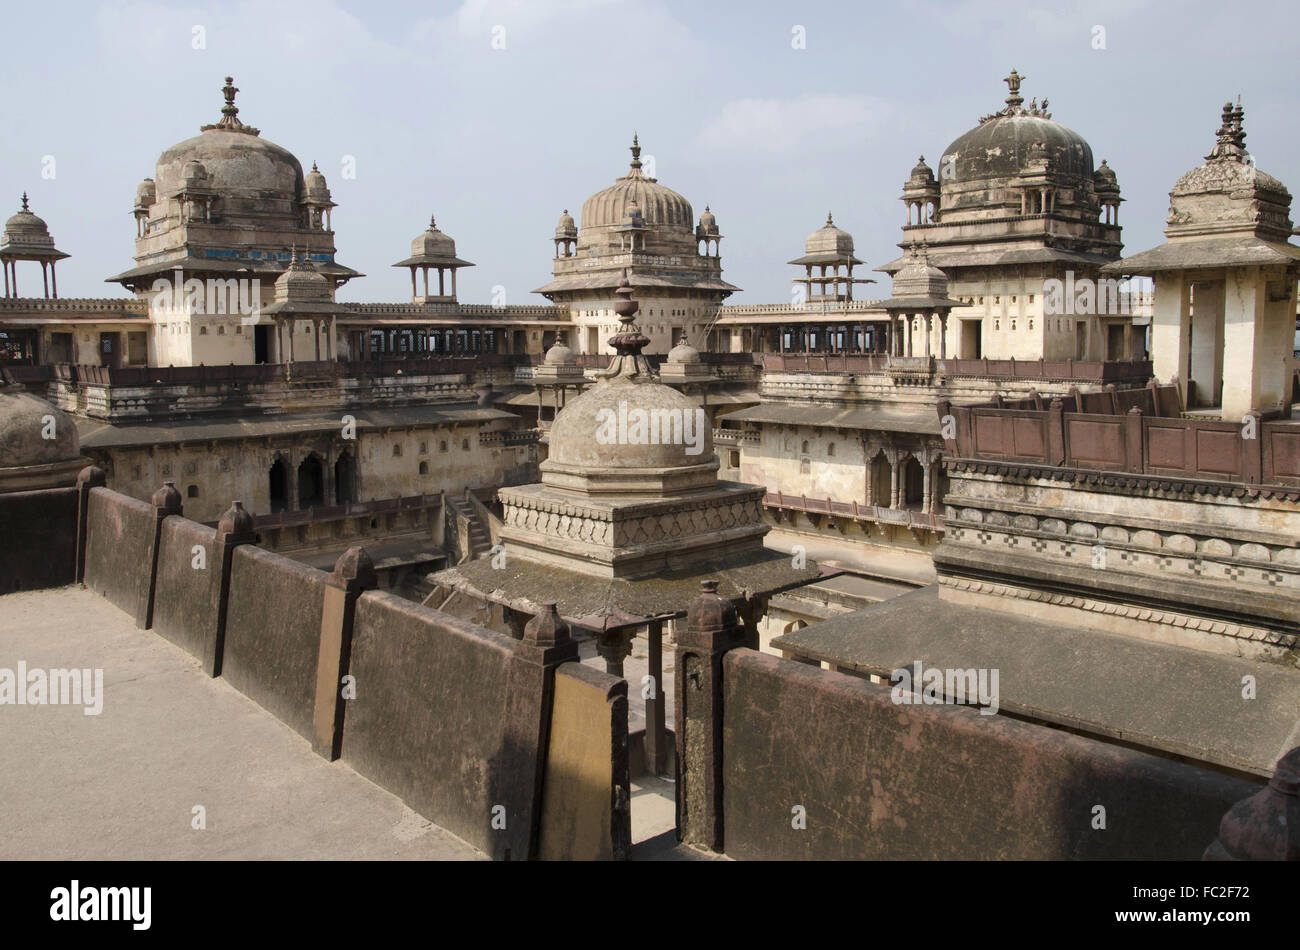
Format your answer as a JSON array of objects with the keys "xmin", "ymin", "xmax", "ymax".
[
  {"xmin": 432, "ymin": 273, "xmax": 823, "ymax": 675},
  {"xmin": 533, "ymin": 136, "xmax": 739, "ymax": 356}
]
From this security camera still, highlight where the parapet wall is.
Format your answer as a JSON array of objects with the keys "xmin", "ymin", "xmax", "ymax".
[
  {"xmin": 0, "ymin": 481, "xmax": 630, "ymax": 860},
  {"xmin": 720, "ymin": 650, "xmax": 1257, "ymax": 860},
  {"xmin": 341, "ymin": 591, "xmax": 514, "ymax": 852}
]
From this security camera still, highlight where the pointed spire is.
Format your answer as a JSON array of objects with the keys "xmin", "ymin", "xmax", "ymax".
[
  {"xmin": 601, "ymin": 269, "xmax": 653, "ymax": 381},
  {"xmin": 429, "ymin": 214, "xmax": 437, "ymax": 230},
  {"xmin": 629, "ymin": 133, "xmax": 643, "ymax": 172},
  {"xmin": 311, "ymin": 161, "xmax": 319, "ymax": 172}
]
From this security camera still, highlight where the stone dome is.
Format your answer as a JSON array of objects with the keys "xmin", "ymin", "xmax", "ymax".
[
  {"xmin": 4, "ymin": 194, "xmax": 51, "ymax": 243},
  {"xmin": 0, "ymin": 381, "xmax": 85, "ymax": 482},
  {"xmin": 544, "ymin": 374, "xmax": 714, "ymax": 475},
  {"xmin": 698, "ymin": 205, "xmax": 718, "ymax": 234},
  {"xmin": 910, "ymin": 155, "xmax": 936, "ymax": 181},
  {"xmin": 555, "ymin": 209, "xmax": 577, "ymax": 238},
  {"xmin": 943, "ymin": 113, "xmax": 1093, "ymax": 184},
  {"xmin": 410, "ymin": 216, "xmax": 457, "ymax": 260},
  {"xmin": 543, "ymin": 335, "xmax": 575, "ymax": 365},
  {"xmin": 581, "ymin": 136, "xmax": 694, "ymax": 231},
  {"xmin": 667, "ymin": 340, "xmax": 701, "ymax": 364},
  {"xmin": 806, "ymin": 213, "xmax": 855, "ymax": 257},
  {"xmin": 275, "ymin": 250, "xmax": 331, "ymax": 302},
  {"xmin": 182, "ymin": 159, "xmax": 208, "ymax": 184},
  {"xmin": 305, "ymin": 162, "xmax": 331, "ymax": 200},
  {"xmin": 134, "ymin": 179, "xmax": 156, "ymax": 210}
]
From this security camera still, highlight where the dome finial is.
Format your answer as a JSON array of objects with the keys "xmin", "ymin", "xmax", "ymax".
[
  {"xmin": 201, "ymin": 74, "xmax": 259, "ymax": 135},
  {"xmin": 629, "ymin": 133, "xmax": 642, "ymax": 171},
  {"xmin": 1003, "ymin": 68, "xmax": 1025, "ymax": 108},
  {"xmin": 429, "ymin": 213, "xmax": 437, "ymax": 230},
  {"xmin": 311, "ymin": 160, "xmax": 319, "ymax": 172},
  {"xmin": 20, "ymin": 192, "xmax": 29, "ymax": 213},
  {"xmin": 826, "ymin": 210, "xmax": 834, "ymax": 226}
]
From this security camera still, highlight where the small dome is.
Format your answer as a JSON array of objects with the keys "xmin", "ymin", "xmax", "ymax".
[
  {"xmin": 0, "ymin": 384, "xmax": 82, "ymax": 470},
  {"xmin": 305, "ymin": 162, "xmax": 331, "ymax": 201},
  {"xmin": 182, "ymin": 159, "xmax": 208, "ymax": 183},
  {"xmin": 411, "ymin": 215, "xmax": 457, "ymax": 260},
  {"xmin": 890, "ymin": 244, "xmax": 951, "ymax": 298},
  {"xmin": 274, "ymin": 250, "xmax": 332, "ymax": 302},
  {"xmin": 543, "ymin": 334, "xmax": 575, "ymax": 365},
  {"xmin": 135, "ymin": 178, "xmax": 157, "ymax": 203},
  {"xmin": 910, "ymin": 155, "xmax": 935, "ymax": 180},
  {"xmin": 667, "ymin": 340, "xmax": 701, "ymax": 364},
  {"xmin": 806, "ymin": 212, "xmax": 854, "ymax": 257},
  {"xmin": 2, "ymin": 194, "xmax": 58, "ymax": 253},
  {"xmin": 554, "ymin": 208, "xmax": 577, "ymax": 238}
]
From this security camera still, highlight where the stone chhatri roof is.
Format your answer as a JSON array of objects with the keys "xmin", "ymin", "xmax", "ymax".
[
  {"xmin": 1, "ymin": 193, "xmax": 69, "ymax": 260},
  {"xmin": 393, "ymin": 215, "xmax": 474, "ymax": 269},
  {"xmin": 789, "ymin": 212, "xmax": 863, "ymax": 266}
]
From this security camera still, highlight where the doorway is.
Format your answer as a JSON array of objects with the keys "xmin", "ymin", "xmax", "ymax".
[{"xmin": 254, "ymin": 325, "xmax": 270, "ymax": 364}]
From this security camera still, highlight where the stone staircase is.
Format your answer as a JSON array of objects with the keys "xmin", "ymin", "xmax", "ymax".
[{"xmin": 447, "ymin": 493, "xmax": 493, "ymax": 561}]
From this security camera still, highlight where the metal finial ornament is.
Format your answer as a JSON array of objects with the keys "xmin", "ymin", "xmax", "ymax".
[
  {"xmin": 20, "ymin": 192, "xmax": 29, "ymax": 212},
  {"xmin": 629, "ymin": 133, "xmax": 642, "ymax": 171}
]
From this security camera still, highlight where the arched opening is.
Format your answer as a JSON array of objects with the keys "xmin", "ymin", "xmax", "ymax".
[
  {"xmin": 297, "ymin": 454, "xmax": 325, "ymax": 509},
  {"xmin": 869, "ymin": 453, "xmax": 891, "ymax": 508},
  {"xmin": 418, "ymin": 461, "xmax": 429, "ymax": 475},
  {"xmin": 903, "ymin": 456, "xmax": 925, "ymax": 509},
  {"xmin": 334, "ymin": 453, "xmax": 354, "ymax": 505},
  {"xmin": 269, "ymin": 458, "xmax": 289, "ymax": 513}
]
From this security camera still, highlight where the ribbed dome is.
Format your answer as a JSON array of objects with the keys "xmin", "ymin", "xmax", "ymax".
[
  {"xmin": 806, "ymin": 212, "xmax": 854, "ymax": 256},
  {"xmin": 554, "ymin": 208, "xmax": 576, "ymax": 237},
  {"xmin": 275, "ymin": 250, "xmax": 331, "ymax": 302},
  {"xmin": 581, "ymin": 136, "xmax": 694, "ymax": 231},
  {"xmin": 1093, "ymin": 159, "xmax": 1119, "ymax": 194},
  {"xmin": 2, "ymin": 194, "xmax": 56, "ymax": 251}
]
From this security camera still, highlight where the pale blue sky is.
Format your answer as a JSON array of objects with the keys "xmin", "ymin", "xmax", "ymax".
[{"xmin": 2, "ymin": 0, "xmax": 1296, "ymax": 304}]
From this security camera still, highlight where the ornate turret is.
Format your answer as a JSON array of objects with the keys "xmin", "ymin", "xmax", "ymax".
[
  {"xmin": 1, "ymin": 193, "xmax": 69, "ymax": 299},
  {"xmin": 392, "ymin": 214, "xmax": 474, "ymax": 302}
]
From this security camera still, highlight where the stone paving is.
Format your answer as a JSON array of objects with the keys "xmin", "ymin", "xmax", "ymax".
[{"xmin": 0, "ymin": 587, "xmax": 483, "ymax": 860}]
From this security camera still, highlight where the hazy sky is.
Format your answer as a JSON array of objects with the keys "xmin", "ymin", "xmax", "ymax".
[{"xmin": 2, "ymin": 0, "xmax": 1296, "ymax": 305}]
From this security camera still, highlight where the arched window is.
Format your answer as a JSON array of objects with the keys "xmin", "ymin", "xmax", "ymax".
[
  {"xmin": 827, "ymin": 443, "xmax": 836, "ymax": 457},
  {"xmin": 418, "ymin": 461, "xmax": 429, "ymax": 475},
  {"xmin": 801, "ymin": 440, "xmax": 810, "ymax": 455}
]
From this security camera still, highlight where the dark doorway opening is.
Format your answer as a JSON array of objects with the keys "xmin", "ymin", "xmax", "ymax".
[
  {"xmin": 269, "ymin": 458, "xmax": 289, "ymax": 513},
  {"xmin": 334, "ymin": 453, "xmax": 354, "ymax": 505},
  {"xmin": 254, "ymin": 325, "xmax": 270, "ymax": 364},
  {"xmin": 297, "ymin": 455, "xmax": 325, "ymax": 509}
]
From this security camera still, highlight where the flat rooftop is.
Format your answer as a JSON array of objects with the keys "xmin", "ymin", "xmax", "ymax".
[{"xmin": 773, "ymin": 585, "xmax": 1300, "ymax": 779}]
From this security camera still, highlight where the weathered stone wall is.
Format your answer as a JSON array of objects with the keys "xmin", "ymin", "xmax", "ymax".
[
  {"xmin": 222, "ymin": 544, "xmax": 327, "ymax": 739},
  {"xmin": 720, "ymin": 650, "xmax": 1257, "ymax": 860},
  {"xmin": 340, "ymin": 591, "xmax": 514, "ymax": 853},
  {"xmin": 82, "ymin": 487, "xmax": 157, "ymax": 625},
  {"xmin": 0, "ymin": 487, "xmax": 78, "ymax": 594},
  {"xmin": 151, "ymin": 516, "xmax": 221, "ymax": 660}
]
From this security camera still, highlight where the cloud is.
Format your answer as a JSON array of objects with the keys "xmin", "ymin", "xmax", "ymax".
[{"xmin": 696, "ymin": 94, "xmax": 894, "ymax": 153}]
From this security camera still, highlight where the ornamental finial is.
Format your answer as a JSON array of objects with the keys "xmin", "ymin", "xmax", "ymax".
[{"xmin": 20, "ymin": 192, "xmax": 29, "ymax": 212}]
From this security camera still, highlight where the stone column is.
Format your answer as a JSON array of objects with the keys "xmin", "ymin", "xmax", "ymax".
[
  {"xmin": 204, "ymin": 501, "xmax": 256, "ymax": 677},
  {"xmin": 645, "ymin": 620, "xmax": 666, "ymax": 777},
  {"xmin": 144, "ymin": 481, "xmax": 183, "ymax": 630},
  {"xmin": 675, "ymin": 579, "xmax": 747, "ymax": 852},
  {"xmin": 312, "ymin": 546, "xmax": 378, "ymax": 760},
  {"xmin": 889, "ymin": 451, "xmax": 900, "ymax": 509},
  {"xmin": 497, "ymin": 601, "xmax": 580, "ymax": 861}
]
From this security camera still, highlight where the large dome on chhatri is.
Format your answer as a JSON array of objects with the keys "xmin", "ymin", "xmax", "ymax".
[
  {"xmin": 580, "ymin": 135, "xmax": 695, "ymax": 233},
  {"xmin": 941, "ymin": 70, "xmax": 1094, "ymax": 186}
]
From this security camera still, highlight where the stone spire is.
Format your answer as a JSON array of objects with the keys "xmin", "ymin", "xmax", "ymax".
[
  {"xmin": 601, "ymin": 269, "xmax": 654, "ymax": 381},
  {"xmin": 201, "ymin": 76, "xmax": 260, "ymax": 136}
]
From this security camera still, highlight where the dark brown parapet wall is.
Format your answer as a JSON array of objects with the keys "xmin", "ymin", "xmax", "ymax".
[
  {"xmin": 82, "ymin": 487, "xmax": 158, "ymax": 625},
  {"xmin": 340, "ymin": 591, "xmax": 514, "ymax": 854},
  {"xmin": 0, "ymin": 487, "xmax": 77, "ymax": 594},
  {"xmin": 221, "ymin": 544, "xmax": 328, "ymax": 740},
  {"xmin": 720, "ymin": 650, "xmax": 1258, "ymax": 860},
  {"xmin": 150, "ymin": 517, "xmax": 221, "ymax": 661}
]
